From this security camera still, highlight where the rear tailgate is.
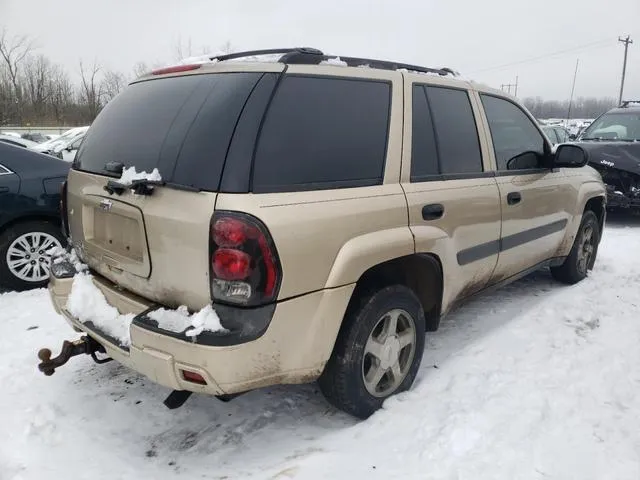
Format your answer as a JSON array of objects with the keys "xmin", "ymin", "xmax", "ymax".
[{"xmin": 67, "ymin": 69, "xmax": 274, "ymax": 310}]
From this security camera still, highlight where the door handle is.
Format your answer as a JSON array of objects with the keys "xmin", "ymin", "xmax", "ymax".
[
  {"xmin": 422, "ymin": 203, "xmax": 444, "ymax": 220},
  {"xmin": 507, "ymin": 192, "xmax": 521, "ymax": 205}
]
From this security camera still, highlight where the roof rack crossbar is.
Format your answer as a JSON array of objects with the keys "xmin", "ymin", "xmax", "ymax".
[{"xmin": 203, "ymin": 47, "xmax": 456, "ymax": 77}]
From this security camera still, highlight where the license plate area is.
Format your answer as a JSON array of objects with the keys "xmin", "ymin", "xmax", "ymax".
[{"xmin": 80, "ymin": 195, "xmax": 151, "ymax": 278}]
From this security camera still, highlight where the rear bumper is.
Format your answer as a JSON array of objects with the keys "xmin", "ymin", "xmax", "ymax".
[{"xmin": 48, "ymin": 273, "xmax": 354, "ymax": 395}]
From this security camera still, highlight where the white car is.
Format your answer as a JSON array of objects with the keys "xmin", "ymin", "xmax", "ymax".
[{"xmin": 31, "ymin": 126, "xmax": 90, "ymax": 161}]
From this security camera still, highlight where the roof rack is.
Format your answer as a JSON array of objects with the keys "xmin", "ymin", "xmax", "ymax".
[
  {"xmin": 207, "ymin": 47, "xmax": 456, "ymax": 77},
  {"xmin": 620, "ymin": 100, "xmax": 640, "ymax": 107}
]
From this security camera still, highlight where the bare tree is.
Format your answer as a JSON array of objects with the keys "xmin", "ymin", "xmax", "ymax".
[
  {"xmin": 0, "ymin": 28, "xmax": 35, "ymax": 122},
  {"xmin": 49, "ymin": 65, "xmax": 74, "ymax": 124},
  {"xmin": 173, "ymin": 35, "xmax": 193, "ymax": 62},
  {"xmin": 102, "ymin": 70, "xmax": 127, "ymax": 103},
  {"xmin": 23, "ymin": 54, "xmax": 53, "ymax": 120},
  {"xmin": 79, "ymin": 59, "xmax": 104, "ymax": 121}
]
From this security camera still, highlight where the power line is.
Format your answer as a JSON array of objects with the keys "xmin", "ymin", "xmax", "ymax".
[
  {"xmin": 469, "ymin": 37, "xmax": 616, "ymax": 74},
  {"xmin": 618, "ymin": 35, "xmax": 633, "ymax": 105}
]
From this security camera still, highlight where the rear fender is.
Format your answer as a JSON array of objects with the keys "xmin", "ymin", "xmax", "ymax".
[{"xmin": 324, "ymin": 227, "xmax": 415, "ymax": 288}]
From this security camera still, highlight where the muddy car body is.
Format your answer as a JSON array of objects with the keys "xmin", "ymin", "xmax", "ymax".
[{"xmin": 41, "ymin": 48, "xmax": 606, "ymax": 418}]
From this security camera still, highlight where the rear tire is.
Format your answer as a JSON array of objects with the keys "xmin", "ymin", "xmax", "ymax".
[
  {"xmin": 550, "ymin": 210, "xmax": 600, "ymax": 285},
  {"xmin": 318, "ymin": 285, "xmax": 426, "ymax": 419},
  {"xmin": 0, "ymin": 221, "xmax": 65, "ymax": 291}
]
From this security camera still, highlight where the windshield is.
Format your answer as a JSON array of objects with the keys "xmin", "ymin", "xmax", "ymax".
[{"xmin": 580, "ymin": 112, "xmax": 640, "ymax": 141}]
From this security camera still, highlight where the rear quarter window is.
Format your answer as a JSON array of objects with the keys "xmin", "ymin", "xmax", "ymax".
[{"xmin": 251, "ymin": 75, "xmax": 391, "ymax": 193}]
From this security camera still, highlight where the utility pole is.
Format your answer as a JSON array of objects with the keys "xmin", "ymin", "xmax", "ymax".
[
  {"xmin": 501, "ymin": 76, "xmax": 518, "ymax": 96},
  {"xmin": 618, "ymin": 35, "xmax": 633, "ymax": 105},
  {"xmin": 567, "ymin": 59, "xmax": 579, "ymax": 121}
]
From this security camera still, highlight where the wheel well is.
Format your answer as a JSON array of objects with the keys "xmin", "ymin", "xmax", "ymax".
[
  {"xmin": 584, "ymin": 196, "xmax": 605, "ymax": 234},
  {"xmin": 348, "ymin": 254, "xmax": 443, "ymax": 332},
  {"xmin": 0, "ymin": 215, "xmax": 61, "ymax": 236}
]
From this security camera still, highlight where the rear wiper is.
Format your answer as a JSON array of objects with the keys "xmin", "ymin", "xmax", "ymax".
[{"xmin": 104, "ymin": 179, "xmax": 200, "ymax": 196}]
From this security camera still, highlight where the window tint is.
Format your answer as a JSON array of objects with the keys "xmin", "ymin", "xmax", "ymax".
[
  {"xmin": 411, "ymin": 85, "xmax": 439, "ymax": 180},
  {"xmin": 425, "ymin": 86, "xmax": 483, "ymax": 174},
  {"xmin": 75, "ymin": 73, "xmax": 263, "ymax": 191},
  {"xmin": 252, "ymin": 75, "xmax": 391, "ymax": 193},
  {"xmin": 480, "ymin": 94, "xmax": 545, "ymax": 170}
]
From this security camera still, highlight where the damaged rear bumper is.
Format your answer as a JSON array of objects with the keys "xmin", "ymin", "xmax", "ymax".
[{"xmin": 47, "ymin": 262, "xmax": 354, "ymax": 396}]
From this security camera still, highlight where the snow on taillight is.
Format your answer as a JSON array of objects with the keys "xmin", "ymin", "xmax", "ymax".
[{"xmin": 209, "ymin": 212, "xmax": 281, "ymax": 307}]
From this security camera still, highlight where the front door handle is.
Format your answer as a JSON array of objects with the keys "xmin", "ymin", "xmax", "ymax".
[
  {"xmin": 507, "ymin": 192, "xmax": 521, "ymax": 205},
  {"xmin": 422, "ymin": 203, "xmax": 444, "ymax": 221}
]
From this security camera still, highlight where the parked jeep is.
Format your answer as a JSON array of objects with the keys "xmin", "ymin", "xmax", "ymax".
[{"xmin": 40, "ymin": 48, "xmax": 606, "ymax": 419}]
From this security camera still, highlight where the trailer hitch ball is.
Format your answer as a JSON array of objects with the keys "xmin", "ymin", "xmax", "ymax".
[{"xmin": 37, "ymin": 337, "xmax": 112, "ymax": 376}]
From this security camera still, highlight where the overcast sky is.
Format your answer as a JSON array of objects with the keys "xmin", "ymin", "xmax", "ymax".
[{"xmin": 2, "ymin": 0, "xmax": 639, "ymax": 100}]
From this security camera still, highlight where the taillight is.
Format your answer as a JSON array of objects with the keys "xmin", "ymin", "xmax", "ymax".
[
  {"xmin": 209, "ymin": 212, "xmax": 281, "ymax": 306},
  {"xmin": 151, "ymin": 64, "xmax": 202, "ymax": 75},
  {"xmin": 60, "ymin": 180, "xmax": 69, "ymax": 238}
]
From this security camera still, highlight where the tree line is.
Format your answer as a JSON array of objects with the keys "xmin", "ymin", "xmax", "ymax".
[
  {"xmin": 0, "ymin": 28, "xmax": 618, "ymax": 127},
  {"xmin": 0, "ymin": 29, "xmax": 233, "ymax": 127},
  {"xmin": 522, "ymin": 96, "xmax": 617, "ymax": 120}
]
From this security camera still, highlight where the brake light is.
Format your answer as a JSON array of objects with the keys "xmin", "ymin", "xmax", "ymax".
[
  {"xmin": 151, "ymin": 64, "xmax": 202, "ymax": 75},
  {"xmin": 60, "ymin": 180, "xmax": 69, "ymax": 238},
  {"xmin": 209, "ymin": 212, "xmax": 281, "ymax": 306}
]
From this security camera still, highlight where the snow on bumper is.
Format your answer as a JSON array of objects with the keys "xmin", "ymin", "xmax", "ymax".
[{"xmin": 47, "ymin": 268, "xmax": 355, "ymax": 396}]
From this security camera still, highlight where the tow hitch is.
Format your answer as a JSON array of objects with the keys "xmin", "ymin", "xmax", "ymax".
[{"xmin": 37, "ymin": 336, "xmax": 112, "ymax": 376}]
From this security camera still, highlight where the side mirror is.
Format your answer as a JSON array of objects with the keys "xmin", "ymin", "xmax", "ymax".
[
  {"xmin": 506, "ymin": 151, "xmax": 540, "ymax": 170},
  {"xmin": 554, "ymin": 144, "xmax": 588, "ymax": 168}
]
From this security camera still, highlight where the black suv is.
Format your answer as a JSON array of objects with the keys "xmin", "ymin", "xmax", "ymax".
[{"xmin": 577, "ymin": 101, "xmax": 640, "ymax": 213}]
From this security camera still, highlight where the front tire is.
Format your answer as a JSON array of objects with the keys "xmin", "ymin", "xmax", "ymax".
[
  {"xmin": 318, "ymin": 285, "xmax": 426, "ymax": 419},
  {"xmin": 551, "ymin": 210, "xmax": 600, "ymax": 285},
  {"xmin": 0, "ymin": 221, "xmax": 65, "ymax": 291}
]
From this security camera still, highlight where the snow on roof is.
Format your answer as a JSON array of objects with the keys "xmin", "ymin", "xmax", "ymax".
[{"xmin": 319, "ymin": 56, "xmax": 348, "ymax": 67}]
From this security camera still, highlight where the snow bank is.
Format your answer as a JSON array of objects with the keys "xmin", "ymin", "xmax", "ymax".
[
  {"xmin": 320, "ymin": 56, "xmax": 348, "ymax": 66},
  {"xmin": 66, "ymin": 273, "xmax": 135, "ymax": 347},
  {"xmin": 64, "ymin": 270, "xmax": 225, "ymax": 347},
  {"xmin": 117, "ymin": 166, "xmax": 162, "ymax": 186},
  {"xmin": 148, "ymin": 304, "xmax": 226, "ymax": 337}
]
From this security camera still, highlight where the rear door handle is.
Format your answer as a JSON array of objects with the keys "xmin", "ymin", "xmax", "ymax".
[
  {"xmin": 422, "ymin": 203, "xmax": 444, "ymax": 220},
  {"xmin": 507, "ymin": 192, "xmax": 521, "ymax": 205}
]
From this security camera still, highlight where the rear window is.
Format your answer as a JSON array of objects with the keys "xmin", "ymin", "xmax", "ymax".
[
  {"xmin": 252, "ymin": 75, "xmax": 391, "ymax": 193},
  {"xmin": 74, "ymin": 72, "xmax": 263, "ymax": 191}
]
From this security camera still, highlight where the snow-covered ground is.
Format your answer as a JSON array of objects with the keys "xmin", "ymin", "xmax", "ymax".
[{"xmin": 1, "ymin": 215, "xmax": 640, "ymax": 480}]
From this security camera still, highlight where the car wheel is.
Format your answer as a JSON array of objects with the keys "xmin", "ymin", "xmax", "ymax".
[
  {"xmin": 318, "ymin": 285, "xmax": 426, "ymax": 419},
  {"xmin": 550, "ymin": 210, "xmax": 600, "ymax": 285},
  {"xmin": 0, "ymin": 221, "xmax": 65, "ymax": 291}
]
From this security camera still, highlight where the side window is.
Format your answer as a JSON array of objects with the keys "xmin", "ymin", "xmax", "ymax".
[
  {"xmin": 425, "ymin": 86, "xmax": 483, "ymax": 175},
  {"xmin": 480, "ymin": 94, "xmax": 546, "ymax": 170},
  {"xmin": 555, "ymin": 127, "xmax": 568, "ymax": 142},
  {"xmin": 252, "ymin": 75, "xmax": 391, "ymax": 193},
  {"xmin": 411, "ymin": 85, "xmax": 439, "ymax": 180},
  {"xmin": 542, "ymin": 127, "xmax": 558, "ymax": 144}
]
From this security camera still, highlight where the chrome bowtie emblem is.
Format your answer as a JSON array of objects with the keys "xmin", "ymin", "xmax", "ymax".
[{"xmin": 100, "ymin": 199, "xmax": 113, "ymax": 211}]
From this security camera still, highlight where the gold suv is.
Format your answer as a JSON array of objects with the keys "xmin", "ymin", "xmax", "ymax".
[{"xmin": 40, "ymin": 48, "xmax": 606, "ymax": 419}]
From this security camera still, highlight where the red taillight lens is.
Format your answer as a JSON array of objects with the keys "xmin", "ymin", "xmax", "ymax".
[
  {"xmin": 209, "ymin": 212, "xmax": 281, "ymax": 306},
  {"xmin": 213, "ymin": 249, "xmax": 251, "ymax": 280},
  {"xmin": 151, "ymin": 64, "xmax": 202, "ymax": 75},
  {"xmin": 213, "ymin": 218, "xmax": 247, "ymax": 247}
]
